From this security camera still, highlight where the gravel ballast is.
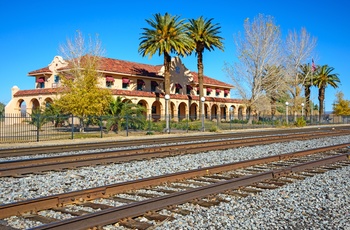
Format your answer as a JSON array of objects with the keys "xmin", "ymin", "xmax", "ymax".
[
  {"xmin": 156, "ymin": 165, "xmax": 350, "ymax": 229},
  {"xmin": 1, "ymin": 135, "xmax": 349, "ymax": 229}
]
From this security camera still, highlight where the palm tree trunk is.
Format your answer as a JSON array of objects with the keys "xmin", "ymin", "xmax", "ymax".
[
  {"xmin": 304, "ymin": 86, "xmax": 310, "ymax": 117},
  {"xmin": 318, "ymin": 87, "xmax": 325, "ymax": 122},
  {"xmin": 164, "ymin": 53, "xmax": 171, "ymax": 125},
  {"xmin": 163, "ymin": 52, "xmax": 171, "ymax": 95},
  {"xmin": 197, "ymin": 51, "xmax": 204, "ymax": 117}
]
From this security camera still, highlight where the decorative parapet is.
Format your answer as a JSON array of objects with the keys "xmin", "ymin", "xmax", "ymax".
[{"xmin": 48, "ymin": 56, "xmax": 68, "ymax": 73}]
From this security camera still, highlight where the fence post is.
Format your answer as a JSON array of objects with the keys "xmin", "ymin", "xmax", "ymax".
[{"xmin": 71, "ymin": 114, "xmax": 74, "ymax": 140}]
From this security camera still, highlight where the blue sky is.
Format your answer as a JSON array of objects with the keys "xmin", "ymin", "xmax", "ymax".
[{"xmin": 1, "ymin": 0, "xmax": 349, "ymax": 111}]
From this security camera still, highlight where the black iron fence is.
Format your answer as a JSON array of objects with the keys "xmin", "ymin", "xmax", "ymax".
[{"xmin": 1, "ymin": 113, "xmax": 349, "ymax": 143}]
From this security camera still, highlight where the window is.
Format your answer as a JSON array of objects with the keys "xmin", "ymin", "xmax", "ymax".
[
  {"xmin": 137, "ymin": 79, "xmax": 145, "ymax": 91},
  {"xmin": 54, "ymin": 75, "xmax": 60, "ymax": 83},
  {"xmin": 175, "ymin": 83, "xmax": 182, "ymax": 94},
  {"xmin": 215, "ymin": 89, "xmax": 221, "ymax": 97},
  {"xmin": 186, "ymin": 85, "xmax": 193, "ymax": 95},
  {"xmin": 106, "ymin": 76, "xmax": 114, "ymax": 88},
  {"xmin": 36, "ymin": 77, "xmax": 45, "ymax": 88},
  {"xmin": 151, "ymin": 81, "xmax": 158, "ymax": 92},
  {"xmin": 224, "ymin": 89, "xmax": 229, "ymax": 98},
  {"xmin": 206, "ymin": 88, "xmax": 212, "ymax": 96},
  {"xmin": 122, "ymin": 78, "xmax": 130, "ymax": 89},
  {"xmin": 106, "ymin": 81, "xmax": 112, "ymax": 88}
]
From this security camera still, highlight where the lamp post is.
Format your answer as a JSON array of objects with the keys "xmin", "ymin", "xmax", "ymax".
[
  {"xmin": 285, "ymin": 102, "xmax": 289, "ymax": 125},
  {"xmin": 301, "ymin": 103, "xmax": 304, "ymax": 118},
  {"xmin": 201, "ymin": 97, "xmax": 205, "ymax": 131},
  {"xmin": 165, "ymin": 94, "xmax": 170, "ymax": 134}
]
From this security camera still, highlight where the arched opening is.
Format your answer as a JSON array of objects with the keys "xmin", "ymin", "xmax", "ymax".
[
  {"xmin": 151, "ymin": 101, "xmax": 161, "ymax": 121},
  {"xmin": 220, "ymin": 105, "xmax": 227, "ymax": 120},
  {"xmin": 204, "ymin": 103, "xmax": 209, "ymax": 119},
  {"xmin": 178, "ymin": 102, "xmax": 187, "ymax": 121},
  {"xmin": 211, "ymin": 104, "xmax": 218, "ymax": 120},
  {"xmin": 44, "ymin": 98, "xmax": 53, "ymax": 108},
  {"xmin": 30, "ymin": 98, "xmax": 40, "ymax": 114},
  {"xmin": 238, "ymin": 106, "xmax": 244, "ymax": 120},
  {"xmin": 189, "ymin": 103, "xmax": 198, "ymax": 121},
  {"xmin": 246, "ymin": 107, "xmax": 251, "ymax": 120},
  {"xmin": 229, "ymin": 105, "xmax": 236, "ymax": 120},
  {"xmin": 170, "ymin": 101, "xmax": 175, "ymax": 119},
  {"xmin": 16, "ymin": 99, "xmax": 26, "ymax": 116},
  {"xmin": 137, "ymin": 100, "xmax": 149, "ymax": 117}
]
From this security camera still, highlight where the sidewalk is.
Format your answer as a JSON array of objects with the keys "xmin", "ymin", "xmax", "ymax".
[{"xmin": 1, "ymin": 124, "xmax": 348, "ymax": 149}]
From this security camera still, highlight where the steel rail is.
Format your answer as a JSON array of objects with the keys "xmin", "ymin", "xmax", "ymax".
[
  {"xmin": 31, "ymin": 153, "xmax": 350, "ymax": 230},
  {"xmin": 1, "ymin": 126, "xmax": 349, "ymax": 157},
  {"xmin": 0, "ymin": 131, "xmax": 348, "ymax": 177},
  {"xmin": 1, "ymin": 143, "xmax": 349, "ymax": 220},
  {"xmin": 0, "ymin": 130, "xmax": 327, "ymax": 168}
]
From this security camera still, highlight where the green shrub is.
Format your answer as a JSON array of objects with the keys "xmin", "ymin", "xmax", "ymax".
[
  {"xmin": 273, "ymin": 119, "xmax": 281, "ymax": 126},
  {"xmin": 295, "ymin": 117, "xmax": 306, "ymax": 127},
  {"xmin": 231, "ymin": 119, "xmax": 247, "ymax": 124},
  {"xmin": 209, "ymin": 125, "xmax": 218, "ymax": 132},
  {"xmin": 144, "ymin": 120, "xmax": 165, "ymax": 132},
  {"xmin": 188, "ymin": 123, "xmax": 200, "ymax": 130}
]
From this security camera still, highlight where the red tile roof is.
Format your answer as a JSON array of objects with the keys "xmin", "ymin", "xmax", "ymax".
[
  {"xmin": 14, "ymin": 88, "xmax": 62, "ymax": 97},
  {"xmin": 98, "ymin": 57, "xmax": 163, "ymax": 78},
  {"xmin": 14, "ymin": 88, "xmax": 243, "ymax": 104},
  {"xmin": 28, "ymin": 67, "xmax": 51, "ymax": 75},
  {"xmin": 190, "ymin": 72, "xmax": 233, "ymax": 88},
  {"xmin": 28, "ymin": 56, "xmax": 233, "ymax": 88}
]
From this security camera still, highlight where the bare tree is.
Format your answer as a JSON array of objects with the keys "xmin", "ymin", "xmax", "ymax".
[
  {"xmin": 284, "ymin": 28, "xmax": 317, "ymax": 120},
  {"xmin": 59, "ymin": 30, "xmax": 105, "ymax": 75},
  {"xmin": 262, "ymin": 65, "xmax": 289, "ymax": 118},
  {"xmin": 54, "ymin": 31, "xmax": 111, "ymax": 132},
  {"xmin": 225, "ymin": 14, "xmax": 284, "ymax": 124}
]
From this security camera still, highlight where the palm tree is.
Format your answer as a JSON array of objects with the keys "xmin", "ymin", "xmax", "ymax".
[
  {"xmin": 313, "ymin": 65, "xmax": 340, "ymax": 122},
  {"xmin": 26, "ymin": 108, "xmax": 49, "ymax": 131},
  {"xmin": 186, "ymin": 16, "xmax": 224, "ymax": 117},
  {"xmin": 139, "ymin": 13, "xmax": 194, "ymax": 96},
  {"xmin": 298, "ymin": 63, "xmax": 313, "ymax": 118},
  {"xmin": 106, "ymin": 96, "xmax": 146, "ymax": 133}
]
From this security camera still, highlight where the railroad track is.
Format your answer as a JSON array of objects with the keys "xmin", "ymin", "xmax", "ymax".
[
  {"xmin": 1, "ymin": 129, "xmax": 350, "ymax": 177},
  {"xmin": 1, "ymin": 143, "xmax": 349, "ymax": 229},
  {"xmin": 1, "ymin": 126, "xmax": 349, "ymax": 158}
]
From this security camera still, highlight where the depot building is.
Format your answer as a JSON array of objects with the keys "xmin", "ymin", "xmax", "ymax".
[{"xmin": 5, "ymin": 56, "xmax": 246, "ymax": 121}]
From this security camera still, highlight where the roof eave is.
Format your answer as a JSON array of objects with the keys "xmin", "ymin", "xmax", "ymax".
[{"xmin": 28, "ymin": 72, "xmax": 52, "ymax": 76}]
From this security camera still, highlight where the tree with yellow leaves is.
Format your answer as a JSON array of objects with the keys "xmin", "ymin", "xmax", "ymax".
[
  {"xmin": 333, "ymin": 92, "xmax": 350, "ymax": 116},
  {"xmin": 54, "ymin": 31, "xmax": 112, "ymax": 132}
]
